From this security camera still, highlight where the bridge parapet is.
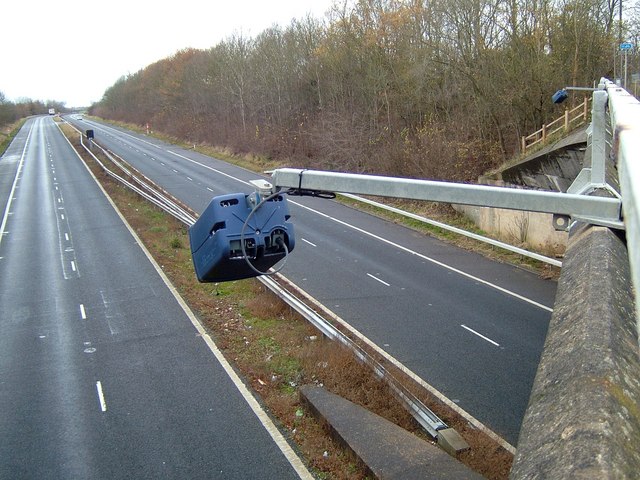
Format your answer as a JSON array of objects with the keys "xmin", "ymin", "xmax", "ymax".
[{"xmin": 510, "ymin": 224, "xmax": 639, "ymax": 478}]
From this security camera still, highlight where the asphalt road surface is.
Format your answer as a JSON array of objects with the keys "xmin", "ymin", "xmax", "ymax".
[
  {"xmin": 0, "ymin": 117, "xmax": 309, "ymax": 479},
  {"xmin": 72, "ymin": 117, "xmax": 558, "ymax": 446}
]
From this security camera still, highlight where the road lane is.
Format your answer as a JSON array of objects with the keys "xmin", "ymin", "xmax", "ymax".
[
  {"xmin": 0, "ymin": 117, "xmax": 308, "ymax": 479},
  {"xmin": 74, "ymin": 117, "xmax": 557, "ymax": 445}
]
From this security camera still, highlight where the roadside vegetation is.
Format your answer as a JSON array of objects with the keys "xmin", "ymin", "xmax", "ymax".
[
  {"xmin": 85, "ymin": 0, "xmax": 629, "ymax": 279},
  {"xmin": 0, "ymin": 91, "xmax": 69, "ymax": 156},
  {"xmin": 0, "ymin": 119, "xmax": 25, "ymax": 157},
  {"xmin": 90, "ymin": 0, "xmax": 633, "ymax": 186},
  {"xmin": 0, "ymin": 91, "xmax": 66, "ymax": 125}
]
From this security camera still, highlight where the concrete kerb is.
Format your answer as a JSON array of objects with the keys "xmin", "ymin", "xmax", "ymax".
[{"xmin": 510, "ymin": 223, "xmax": 640, "ymax": 479}]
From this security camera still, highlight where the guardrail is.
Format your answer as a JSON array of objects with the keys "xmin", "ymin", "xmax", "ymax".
[
  {"xmin": 60, "ymin": 120, "xmax": 196, "ymax": 225},
  {"xmin": 340, "ymin": 193, "xmax": 563, "ymax": 267},
  {"xmin": 521, "ymin": 97, "xmax": 591, "ymax": 153},
  {"xmin": 605, "ymin": 78, "xmax": 640, "ymax": 326}
]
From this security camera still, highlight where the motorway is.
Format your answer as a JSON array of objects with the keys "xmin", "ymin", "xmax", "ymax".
[
  {"xmin": 0, "ymin": 117, "xmax": 309, "ymax": 479},
  {"xmin": 71, "ymin": 117, "xmax": 558, "ymax": 446}
]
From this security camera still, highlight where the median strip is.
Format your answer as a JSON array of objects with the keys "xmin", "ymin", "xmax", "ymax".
[{"xmin": 59, "ymin": 120, "xmax": 516, "ymax": 480}]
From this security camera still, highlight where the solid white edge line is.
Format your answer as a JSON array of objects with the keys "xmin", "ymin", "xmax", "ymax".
[
  {"xmin": 460, "ymin": 324, "xmax": 500, "ymax": 347},
  {"xmin": 289, "ymin": 199, "xmax": 554, "ymax": 313},
  {"xmin": 58, "ymin": 126, "xmax": 313, "ymax": 479},
  {"xmin": 96, "ymin": 381, "xmax": 107, "ymax": 412},
  {"xmin": 123, "ymin": 213, "xmax": 314, "ymax": 479},
  {"xmin": 342, "ymin": 193, "xmax": 563, "ymax": 267},
  {"xmin": 0, "ymin": 120, "xmax": 34, "ymax": 249},
  {"xmin": 166, "ymin": 150, "xmax": 253, "ymax": 187}
]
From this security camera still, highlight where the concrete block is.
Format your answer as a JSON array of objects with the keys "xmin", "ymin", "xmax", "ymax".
[
  {"xmin": 437, "ymin": 428, "xmax": 470, "ymax": 456},
  {"xmin": 300, "ymin": 385, "xmax": 483, "ymax": 479}
]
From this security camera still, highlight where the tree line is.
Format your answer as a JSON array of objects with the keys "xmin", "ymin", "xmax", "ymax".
[
  {"xmin": 92, "ymin": 0, "xmax": 630, "ymax": 182},
  {"xmin": 0, "ymin": 92, "xmax": 66, "ymax": 125}
]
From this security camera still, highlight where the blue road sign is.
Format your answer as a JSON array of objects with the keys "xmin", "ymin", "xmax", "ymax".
[{"xmin": 620, "ymin": 42, "xmax": 633, "ymax": 50}]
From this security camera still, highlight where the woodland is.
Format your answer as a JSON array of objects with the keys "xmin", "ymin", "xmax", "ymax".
[{"xmin": 91, "ymin": 0, "xmax": 635, "ymax": 182}]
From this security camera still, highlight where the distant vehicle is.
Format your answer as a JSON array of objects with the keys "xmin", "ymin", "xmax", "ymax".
[
  {"xmin": 76, "ymin": 115, "xmax": 83, "ymax": 120},
  {"xmin": 48, "ymin": 108, "xmax": 55, "ymax": 115}
]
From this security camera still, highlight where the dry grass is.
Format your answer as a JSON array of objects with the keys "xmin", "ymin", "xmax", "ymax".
[{"xmin": 61, "ymin": 123, "xmax": 515, "ymax": 479}]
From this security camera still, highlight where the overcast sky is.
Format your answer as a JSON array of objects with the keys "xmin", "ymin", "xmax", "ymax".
[{"xmin": 1, "ymin": 0, "xmax": 337, "ymax": 108}]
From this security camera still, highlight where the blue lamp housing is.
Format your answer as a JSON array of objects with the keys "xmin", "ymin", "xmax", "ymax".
[
  {"xmin": 552, "ymin": 89, "xmax": 568, "ymax": 104},
  {"xmin": 189, "ymin": 192, "xmax": 295, "ymax": 282}
]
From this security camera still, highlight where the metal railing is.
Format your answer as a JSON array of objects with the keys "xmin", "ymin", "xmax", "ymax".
[
  {"xmin": 604, "ymin": 79, "xmax": 640, "ymax": 328},
  {"xmin": 521, "ymin": 97, "xmax": 591, "ymax": 153}
]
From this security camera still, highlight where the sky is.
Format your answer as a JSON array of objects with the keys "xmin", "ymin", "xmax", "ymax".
[{"xmin": 1, "ymin": 0, "xmax": 337, "ymax": 108}]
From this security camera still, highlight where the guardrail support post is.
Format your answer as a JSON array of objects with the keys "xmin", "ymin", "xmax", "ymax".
[
  {"xmin": 567, "ymin": 88, "xmax": 610, "ymax": 197},
  {"xmin": 583, "ymin": 96, "xmax": 589, "ymax": 123},
  {"xmin": 590, "ymin": 90, "xmax": 608, "ymax": 187}
]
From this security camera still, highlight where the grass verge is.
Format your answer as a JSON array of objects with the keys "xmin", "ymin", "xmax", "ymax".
[
  {"xmin": 62, "ymin": 122, "xmax": 515, "ymax": 479},
  {"xmin": 0, "ymin": 119, "xmax": 27, "ymax": 157}
]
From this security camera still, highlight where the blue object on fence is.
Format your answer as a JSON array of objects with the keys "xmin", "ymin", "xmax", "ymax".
[
  {"xmin": 552, "ymin": 89, "xmax": 568, "ymax": 104},
  {"xmin": 189, "ymin": 192, "xmax": 295, "ymax": 282}
]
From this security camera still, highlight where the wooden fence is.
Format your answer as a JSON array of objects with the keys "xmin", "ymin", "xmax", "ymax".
[{"xmin": 521, "ymin": 97, "xmax": 591, "ymax": 153}]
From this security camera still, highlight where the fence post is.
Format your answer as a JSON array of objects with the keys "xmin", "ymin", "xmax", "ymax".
[
  {"xmin": 521, "ymin": 136, "xmax": 526, "ymax": 153},
  {"xmin": 583, "ymin": 97, "xmax": 588, "ymax": 122},
  {"xmin": 542, "ymin": 124, "xmax": 547, "ymax": 143},
  {"xmin": 564, "ymin": 109, "xmax": 569, "ymax": 131}
]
